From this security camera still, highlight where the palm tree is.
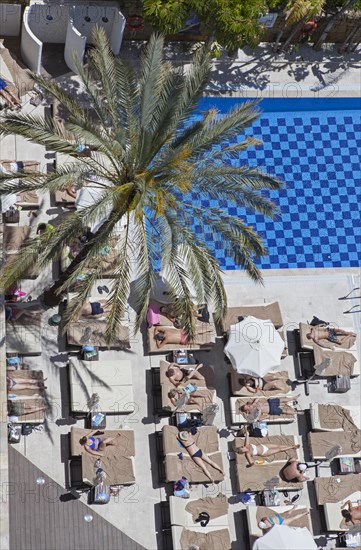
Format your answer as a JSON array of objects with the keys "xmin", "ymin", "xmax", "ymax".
[
  {"xmin": 274, "ymin": 0, "xmax": 325, "ymax": 52},
  {"xmin": 313, "ymin": 0, "xmax": 358, "ymax": 51},
  {"xmin": 0, "ymin": 30, "xmax": 282, "ymax": 343}
]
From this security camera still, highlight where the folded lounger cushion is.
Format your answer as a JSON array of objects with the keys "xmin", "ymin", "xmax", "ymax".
[
  {"xmin": 218, "ymin": 301, "xmax": 283, "ymax": 333},
  {"xmin": 313, "ymin": 345, "xmax": 359, "ymax": 377},
  {"xmin": 6, "ymin": 306, "xmax": 42, "ymax": 354},
  {"xmin": 69, "ymin": 427, "xmax": 135, "ymax": 486},
  {"xmin": 310, "ymin": 403, "xmax": 361, "ymax": 431},
  {"xmin": 68, "ymin": 358, "xmax": 134, "ymax": 413},
  {"xmin": 299, "ymin": 323, "xmax": 357, "ymax": 351},
  {"xmin": 229, "ymin": 369, "xmax": 291, "ymax": 397},
  {"xmin": 308, "ymin": 430, "xmax": 361, "ymax": 459},
  {"xmin": 230, "ymin": 396, "xmax": 296, "ymax": 424},
  {"xmin": 169, "ymin": 494, "xmax": 229, "ymax": 527},
  {"xmin": 54, "ymin": 189, "xmax": 76, "ymax": 206},
  {"xmin": 162, "ymin": 425, "xmax": 224, "ymax": 483},
  {"xmin": 172, "ymin": 526, "xmax": 231, "ymax": 550},
  {"xmin": 246, "ymin": 505, "xmax": 311, "ymax": 546}
]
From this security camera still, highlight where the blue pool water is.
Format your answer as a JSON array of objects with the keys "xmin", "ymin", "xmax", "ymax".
[{"xmin": 190, "ymin": 97, "xmax": 361, "ymax": 270}]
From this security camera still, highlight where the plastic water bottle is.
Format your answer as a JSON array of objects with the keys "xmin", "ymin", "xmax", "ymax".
[{"xmin": 95, "ymin": 459, "xmax": 101, "ymax": 468}]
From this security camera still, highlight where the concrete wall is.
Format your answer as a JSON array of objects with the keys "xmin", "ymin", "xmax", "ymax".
[
  {"xmin": 0, "ymin": 3, "xmax": 22, "ymax": 36},
  {"xmin": 109, "ymin": 9, "xmax": 126, "ymax": 55},
  {"xmin": 64, "ymin": 18, "xmax": 86, "ymax": 74},
  {"xmin": 21, "ymin": 7, "xmax": 42, "ymax": 74},
  {"xmin": 27, "ymin": 3, "xmax": 69, "ymax": 43}
]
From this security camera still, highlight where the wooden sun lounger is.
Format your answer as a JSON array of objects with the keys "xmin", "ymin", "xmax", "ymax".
[{"xmin": 217, "ymin": 301, "xmax": 283, "ymax": 333}]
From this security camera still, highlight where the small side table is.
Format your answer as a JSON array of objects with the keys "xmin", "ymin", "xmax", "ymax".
[
  {"xmin": 88, "ymin": 412, "xmax": 106, "ymax": 430},
  {"xmin": 338, "ymin": 457, "xmax": 355, "ymax": 475},
  {"xmin": 81, "ymin": 346, "xmax": 99, "ymax": 361},
  {"xmin": 3, "ymin": 210, "xmax": 20, "ymax": 224}
]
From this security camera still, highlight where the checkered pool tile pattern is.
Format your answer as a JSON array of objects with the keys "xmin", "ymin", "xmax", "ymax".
[{"xmin": 190, "ymin": 107, "xmax": 361, "ymax": 270}]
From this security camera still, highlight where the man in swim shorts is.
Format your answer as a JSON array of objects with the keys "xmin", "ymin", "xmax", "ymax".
[{"xmin": 307, "ymin": 326, "xmax": 356, "ymax": 345}]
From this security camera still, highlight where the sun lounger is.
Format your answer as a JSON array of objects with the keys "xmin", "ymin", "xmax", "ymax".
[
  {"xmin": 169, "ymin": 494, "xmax": 229, "ymax": 527},
  {"xmin": 68, "ymin": 358, "xmax": 134, "ymax": 414},
  {"xmin": 162, "ymin": 425, "xmax": 224, "ymax": 483},
  {"xmin": 54, "ymin": 189, "xmax": 76, "ymax": 207},
  {"xmin": 308, "ymin": 431, "xmax": 361, "ymax": 459},
  {"xmin": 69, "ymin": 427, "xmax": 135, "ymax": 486},
  {"xmin": 235, "ymin": 458, "xmax": 304, "ymax": 492},
  {"xmin": 60, "ymin": 236, "xmax": 121, "ymax": 277},
  {"xmin": 1, "ymin": 160, "xmax": 40, "ymax": 209},
  {"xmin": 313, "ymin": 345, "xmax": 359, "ymax": 377},
  {"xmin": 66, "ymin": 298, "xmax": 130, "ymax": 349},
  {"xmin": 230, "ymin": 396, "xmax": 296, "ymax": 424},
  {"xmin": 314, "ymin": 474, "xmax": 361, "ymax": 505},
  {"xmin": 310, "ymin": 404, "xmax": 361, "ymax": 431},
  {"xmin": 147, "ymin": 323, "xmax": 216, "ymax": 354},
  {"xmin": 299, "ymin": 323, "xmax": 357, "ymax": 351},
  {"xmin": 171, "ymin": 525, "xmax": 231, "ymax": 550},
  {"xmin": 7, "ymin": 369, "xmax": 45, "ymax": 398},
  {"xmin": 246, "ymin": 505, "xmax": 311, "ymax": 547},
  {"xmin": 7, "ymin": 397, "xmax": 46, "ymax": 424},
  {"xmin": 229, "ymin": 369, "xmax": 291, "ymax": 397},
  {"xmin": 324, "ymin": 490, "xmax": 361, "ymax": 531},
  {"xmin": 218, "ymin": 301, "xmax": 283, "ymax": 333},
  {"xmin": 6, "ymin": 306, "xmax": 42, "ymax": 355},
  {"xmin": 3, "ymin": 226, "xmax": 39, "ymax": 278},
  {"xmin": 159, "ymin": 360, "xmax": 216, "ymax": 413}
]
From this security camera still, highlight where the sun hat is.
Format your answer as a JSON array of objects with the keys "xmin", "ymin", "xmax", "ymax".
[{"xmin": 178, "ymin": 431, "xmax": 190, "ymax": 441}]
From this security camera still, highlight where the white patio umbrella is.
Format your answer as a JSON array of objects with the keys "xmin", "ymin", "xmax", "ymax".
[
  {"xmin": 253, "ymin": 525, "xmax": 318, "ymax": 550},
  {"xmin": 224, "ymin": 316, "xmax": 284, "ymax": 377}
]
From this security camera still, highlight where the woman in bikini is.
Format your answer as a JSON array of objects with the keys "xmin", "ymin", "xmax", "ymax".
[
  {"xmin": 258, "ymin": 506, "xmax": 309, "ymax": 531},
  {"xmin": 235, "ymin": 429, "xmax": 299, "ymax": 467},
  {"xmin": 165, "ymin": 364, "xmax": 204, "ymax": 387},
  {"xmin": 177, "ymin": 431, "xmax": 224, "ymax": 483},
  {"xmin": 79, "ymin": 431, "xmax": 123, "ymax": 457}
]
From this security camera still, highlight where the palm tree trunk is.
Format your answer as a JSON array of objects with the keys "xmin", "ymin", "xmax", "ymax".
[
  {"xmin": 273, "ymin": 27, "xmax": 286, "ymax": 52},
  {"xmin": 279, "ymin": 18, "xmax": 307, "ymax": 52},
  {"xmin": 313, "ymin": 0, "xmax": 357, "ymax": 51},
  {"xmin": 338, "ymin": 19, "xmax": 361, "ymax": 53}
]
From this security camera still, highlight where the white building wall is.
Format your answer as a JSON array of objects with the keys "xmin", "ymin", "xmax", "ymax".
[
  {"xmin": 64, "ymin": 18, "xmax": 86, "ymax": 74},
  {"xmin": 27, "ymin": 3, "xmax": 69, "ymax": 43},
  {"xmin": 21, "ymin": 7, "xmax": 42, "ymax": 74},
  {"xmin": 109, "ymin": 9, "xmax": 126, "ymax": 54},
  {"xmin": 0, "ymin": 4, "xmax": 22, "ymax": 36}
]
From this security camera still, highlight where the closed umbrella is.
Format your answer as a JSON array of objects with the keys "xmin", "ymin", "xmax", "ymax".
[
  {"xmin": 224, "ymin": 316, "xmax": 284, "ymax": 377},
  {"xmin": 253, "ymin": 525, "xmax": 317, "ymax": 550}
]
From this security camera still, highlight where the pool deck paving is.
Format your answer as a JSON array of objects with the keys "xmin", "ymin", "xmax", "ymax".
[{"xmin": 0, "ymin": 40, "xmax": 360, "ymax": 550}]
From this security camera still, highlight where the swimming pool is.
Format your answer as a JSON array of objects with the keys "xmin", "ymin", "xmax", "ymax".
[{"xmin": 191, "ymin": 97, "xmax": 361, "ymax": 270}]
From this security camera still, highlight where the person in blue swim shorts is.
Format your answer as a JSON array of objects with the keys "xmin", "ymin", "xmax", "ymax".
[{"xmin": 239, "ymin": 394, "xmax": 300, "ymax": 419}]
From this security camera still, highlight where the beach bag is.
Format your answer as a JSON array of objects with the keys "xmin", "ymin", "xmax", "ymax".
[
  {"xmin": 195, "ymin": 512, "xmax": 210, "ymax": 527},
  {"xmin": 250, "ymin": 421, "xmax": 268, "ymax": 438},
  {"xmin": 309, "ymin": 316, "xmax": 328, "ymax": 326}
]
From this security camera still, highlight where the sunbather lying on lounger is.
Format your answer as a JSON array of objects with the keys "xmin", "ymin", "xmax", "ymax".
[
  {"xmin": 166, "ymin": 364, "xmax": 204, "ymax": 387},
  {"xmin": 238, "ymin": 373, "xmax": 290, "ymax": 394},
  {"xmin": 258, "ymin": 506, "xmax": 309, "ymax": 530},
  {"xmin": 0, "ymin": 78, "xmax": 21, "ymax": 110},
  {"xmin": 168, "ymin": 388, "xmax": 210, "ymax": 409},
  {"xmin": 79, "ymin": 302, "xmax": 112, "ymax": 318},
  {"xmin": 7, "ymin": 377, "xmax": 46, "ymax": 392},
  {"xmin": 239, "ymin": 396, "xmax": 300, "ymax": 419},
  {"xmin": 341, "ymin": 500, "xmax": 361, "ymax": 526},
  {"xmin": 154, "ymin": 327, "xmax": 213, "ymax": 348},
  {"xmin": 177, "ymin": 431, "xmax": 224, "ymax": 483},
  {"xmin": 235, "ymin": 429, "xmax": 300, "ymax": 467},
  {"xmin": 307, "ymin": 326, "xmax": 356, "ymax": 345},
  {"xmin": 79, "ymin": 431, "xmax": 123, "ymax": 457}
]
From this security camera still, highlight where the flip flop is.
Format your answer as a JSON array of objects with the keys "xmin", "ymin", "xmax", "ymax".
[
  {"xmin": 102, "ymin": 285, "xmax": 109, "ymax": 293},
  {"xmin": 338, "ymin": 287, "xmax": 360, "ymax": 300},
  {"xmin": 97, "ymin": 286, "xmax": 103, "ymax": 294}
]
